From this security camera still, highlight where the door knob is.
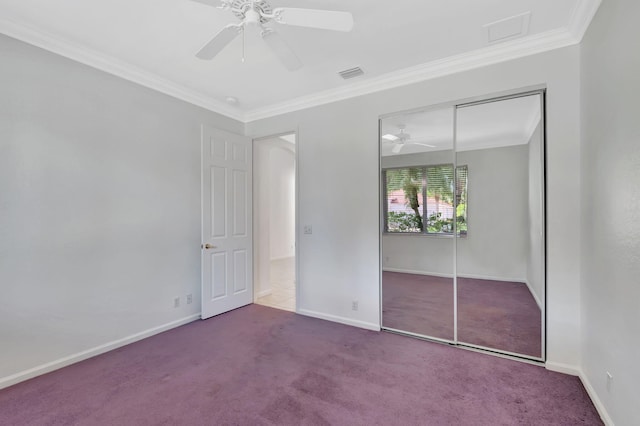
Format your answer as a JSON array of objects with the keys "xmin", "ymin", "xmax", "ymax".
[{"xmin": 203, "ymin": 244, "xmax": 217, "ymax": 249}]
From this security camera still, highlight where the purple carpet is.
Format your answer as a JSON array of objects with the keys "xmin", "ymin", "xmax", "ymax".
[
  {"xmin": 458, "ymin": 277, "xmax": 541, "ymax": 357},
  {"xmin": 383, "ymin": 272, "xmax": 541, "ymax": 357},
  {"xmin": 382, "ymin": 272, "xmax": 455, "ymax": 340},
  {"xmin": 0, "ymin": 305, "xmax": 599, "ymax": 425}
]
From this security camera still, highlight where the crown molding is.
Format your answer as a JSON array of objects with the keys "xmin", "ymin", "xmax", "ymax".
[
  {"xmin": 243, "ymin": 0, "xmax": 601, "ymax": 122},
  {"xmin": 244, "ymin": 31, "xmax": 580, "ymax": 122},
  {"xmin": 568, "ymin": 0, "xmax": 603, "ymax": 43},
  {"xmin": 0, "ymin": 0, "xmax": 601, "ymax": 124},
  {"xmin": 525, "ymin": 104, "xmax": 542, "ymax": 142},
  {"xmin": 0, "ymin": 18, "xmax": 245, "ymax": 122}
]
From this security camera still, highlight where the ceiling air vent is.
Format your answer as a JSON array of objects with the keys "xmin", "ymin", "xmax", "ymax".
[
  {"xmin": 484, "ymin": 12, "xmax": 531, "ymax": 44},
  {"xmin": 339, "ymin": 67, "xmax": 364, "ymax": 80}
]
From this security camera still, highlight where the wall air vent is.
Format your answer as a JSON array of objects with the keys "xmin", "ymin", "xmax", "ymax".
[{"xmin": 339, "ymin": 67, "xmax": 364, "ymax": 80}]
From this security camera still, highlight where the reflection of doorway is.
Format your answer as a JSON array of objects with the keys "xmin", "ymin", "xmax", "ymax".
[{"xmin": 253, "ymin": 133, "xmax": 296, "ymax": 312}]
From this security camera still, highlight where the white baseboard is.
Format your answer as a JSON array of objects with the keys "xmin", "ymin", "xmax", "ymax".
[
  {"xmin": 579, "ymin": 370, "xmax": 615, "ymax": 426},
  {"xmin": 270, "ymin": 255, "xmax": 295, "ymax": 262},
  {"xmin": 256, "ymin": 289, "xmax": 272, "ymax": 298},
  {"xmin": 383, "ymin": 267, "xmax": 527, "ymax": 284},
  {"xmin": 545, "ymin": 362, "xmax": 614, "ymax": 426},
  {"xmin": 0, "ymin": 313, "xmax": 201, "ymax": 390},
  {"xmin": 383, "ymin": 267, "xmax": 453, "ymax": 278},
  {"xmin": 298, "ymin": 309, "xmax": 380, "ymax": 332},
  {"xmin": 545, "ymin": 361, "xmax": 581, "ymax": 376},
  {"xmin": 457, "ymin": 273, "xmax": 527, "ymax": 283},
  {"xmin": 524, "ymin": 280, "xmax": 543, "ymax": 309}
]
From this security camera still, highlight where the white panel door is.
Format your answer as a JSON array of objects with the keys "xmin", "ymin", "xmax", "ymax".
[{"xmin": 201, "ymin": 125, "xmax": 252, "ymax": 319}]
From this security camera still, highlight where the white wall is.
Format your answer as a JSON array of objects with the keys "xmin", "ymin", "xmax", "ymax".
[
  {"xmin": 457, "ymin": 145, "xmax": 529, "ymax": 281},
  {"xmin": 246, "ymin": 46, "xmax": 583, "ymax": 367},
  {"xmin": 382, "ymin": 144, "xmax": 530, "ymax": 283},
  {"xmin": 527, "ymin": 123, "xmax": 544, "ymax": 306},
  {"xmin": 580, "ymin": 0, "xmax": 640, "ymax": 424},
  {"xmin": 0, "ymin": 34, "xmax": 243, "ymax": 385}
]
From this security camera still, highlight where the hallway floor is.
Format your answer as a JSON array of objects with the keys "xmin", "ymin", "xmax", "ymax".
[{"xmin": 256, "ymin": 257, "xmax": 295, "ymax": 312}]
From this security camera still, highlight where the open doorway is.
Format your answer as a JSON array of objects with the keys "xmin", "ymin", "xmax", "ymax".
[{"xmin": 253, "ymin": 133, "xmax": 296, "ymax": 312}]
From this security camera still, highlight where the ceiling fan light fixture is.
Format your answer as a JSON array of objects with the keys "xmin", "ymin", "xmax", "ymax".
[{"xmin": 192, "ymin": 0, "xmax": 354, "ymax": 71}]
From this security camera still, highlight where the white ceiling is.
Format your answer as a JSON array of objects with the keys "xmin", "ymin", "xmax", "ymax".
[
  {"xmin": 381, "ymin": 94, "xmax": 541, "ymax": 157},
  {"xmin": 0, "ymin": 0, "xmax": 600, "ymax": 122}
]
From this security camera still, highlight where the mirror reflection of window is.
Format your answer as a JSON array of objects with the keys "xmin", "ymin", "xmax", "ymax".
[{"xmin": 383, "ymin": 165, "xmax": 467, "ymax": 236}]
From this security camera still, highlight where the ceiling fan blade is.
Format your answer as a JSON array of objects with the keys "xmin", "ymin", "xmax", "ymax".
[
  {"xmin": 273, "ymin": 8, "xmax": 354, "ymax": 32},
  {"xmin": 196, "ymin": 24, "xmax": 241, "ymax": 60},
  {"xmin": 392, "ymin": 144, "xmax": 404, "ymax": 154},
  {"xmin": 189, "ymin": 0, "xmax": 218, "ymax": 7},
  {"xmin": 262, "ymin": 30, "xmax": 303, "ymax": 71}
]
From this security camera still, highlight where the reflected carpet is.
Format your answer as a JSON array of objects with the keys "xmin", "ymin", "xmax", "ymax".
[{"xmin": 382, "ymin": 272, "xmax": 541, "ymax": 357}]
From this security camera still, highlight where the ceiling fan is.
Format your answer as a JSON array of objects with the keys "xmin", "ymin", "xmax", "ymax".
[
  {"xmin": 382, "ymin": 125, "xmax": 436, "ymax": 154},
  {"xmin": 191, "ymin": 0, "xmax": 354, "ymax": 71}
]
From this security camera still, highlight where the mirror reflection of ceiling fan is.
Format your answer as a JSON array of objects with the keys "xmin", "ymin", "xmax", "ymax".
[
  {"xmin": 191, "ymin": 0, "xmax": 354, "ymax": 71},
  {"xmin": 382, "ymin": 125, "xmax": 436, "ymax": 154}
]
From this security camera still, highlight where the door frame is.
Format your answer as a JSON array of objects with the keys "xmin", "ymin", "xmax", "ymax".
[{"xmin": 251, "ymin": 130, "xmax": 300, "ymax": 313}]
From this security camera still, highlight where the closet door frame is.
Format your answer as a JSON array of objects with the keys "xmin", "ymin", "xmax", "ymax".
[{"xmin": 379, "ymin": 85, "xmax": 547, "ymax": 364}]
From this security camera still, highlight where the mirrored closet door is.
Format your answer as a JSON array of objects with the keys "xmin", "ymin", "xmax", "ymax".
[
  {"xmin": 381, "ymin": 106, "xmax": 455, "ymax": 342},
  {"xmin": 455, "ymin": 93, "xmax": 544, "ymax": 359},
  {"xmin": 380, "ymin": 91, "xmax": 545, "ymax": 361}
]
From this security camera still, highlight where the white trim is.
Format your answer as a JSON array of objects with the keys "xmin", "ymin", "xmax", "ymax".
[
  {"xmin": 0, "ymin": 0, "xmax": 601, "ymax": 123},
  {"xmin": 545, "ymin": 361, "xmax": 580, "ymax": 376},
  {"xmin": 524, "ymin": 279, "xmax": 543, "ymax": 309},
  {"xmin": 0, "ymin": 314, "xmax": 200, "ymax": 390},
  {"xmin": 456, "ymin": 139, "xmax": 529, "ymax": 152},
  {"xmin": 458, "ymin": 273, "xmax": 527, "ymax": 283},
  {"xmin": 243, "ymin": 26, "xmax": 589, "ymax": 122},
  {"xmin": 545, "ymin": 363, "xmax": 614, "ymax": 425},
  {"xmin": 525, "ymin": 104, "xmax": 542, "ymax": 143},
  {"xmin": 383, "ymin": 267, "xmax": 527, "ymax": 284},
  {"xmin": 0, "ymin": 18, "xmax": 244, "ymax": 122},
  {"xmin": 270, "ymin": 255, "xmax": 295, "ymax": 262},
  {"xmin": 298, "ymin": 309, "xmax": 380, "ymax": 332},
  {"xmin": 383, "ymin": 267, "xmax": 453, "ymax": 278},
  {"xmin": 568, "ymin": 0, "xmax": 603, "ymax": 43},
  {"xmin": 256, "ymin": 289, "xmax": 272, "ymax": 298},
  {"xmin": 579, "ymin": 370, "xmax": 615, "ymax": 426},
  {"xmin": 458, "ymin": 344, "xmax": 544, "ymax": 366}
]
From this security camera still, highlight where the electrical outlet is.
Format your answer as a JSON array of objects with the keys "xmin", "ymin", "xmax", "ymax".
[
  {"xmin": 304, "ymin": 225, "xmax": 313, "ymax": 235},
  {"xmin": 186, "ymin": 294, "xmax": 193, "ymax": 305},
  {"xmin": 352, "ymin": 300, "xmax": 359, "ymax": 311},
  {"xmin": 606, "ymin": 372, "xmax": 613, "ymax": 391},
  {"xmin": 174, "ymin": 297, "xmax": 180, "ymax": 308}
]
